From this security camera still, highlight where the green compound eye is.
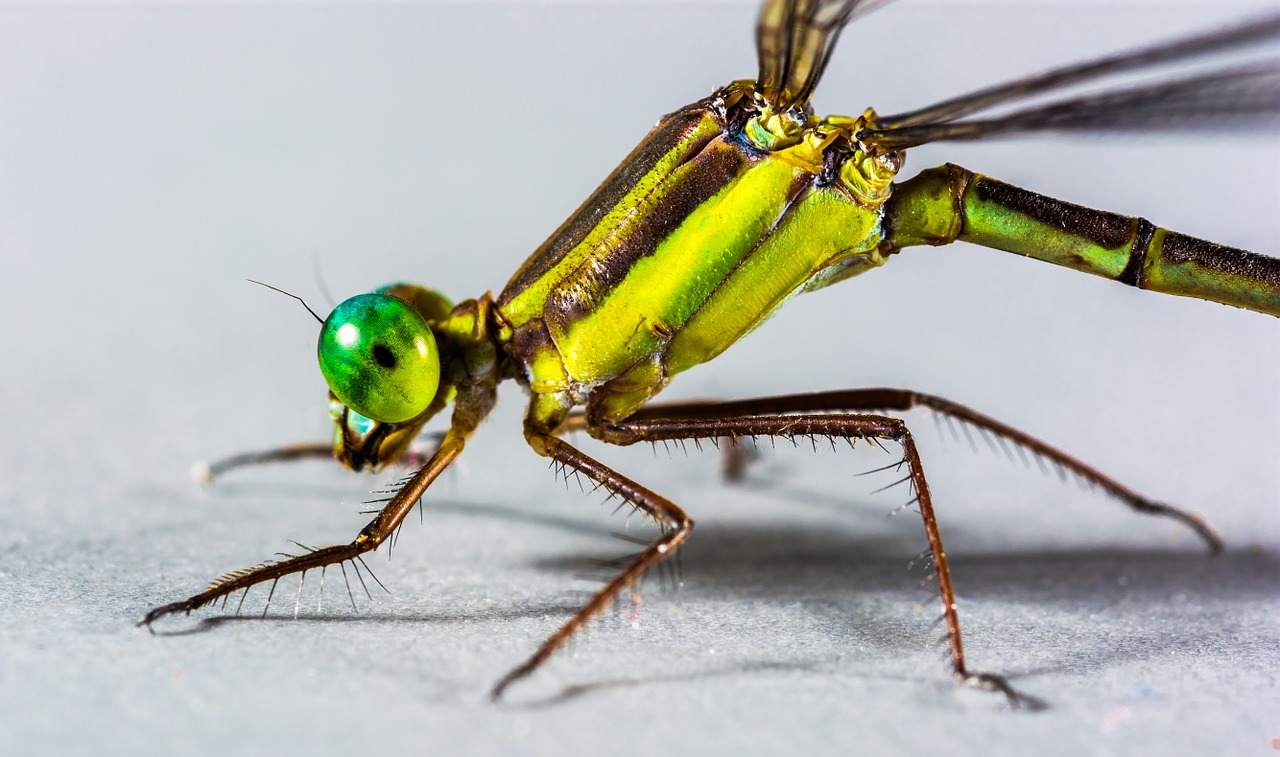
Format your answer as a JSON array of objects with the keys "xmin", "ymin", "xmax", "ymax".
[{"xmin": 318, "ymin": 293, "xmax": 441, "ymax": 424}]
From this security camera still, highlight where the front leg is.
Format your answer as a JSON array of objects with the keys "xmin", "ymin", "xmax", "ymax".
[
  {"xmin": 141, "ymin": 425, "xmax": 467, "ymax": 627},
  {"xmin": 192, "ymin": 442, "xmax": 332, "ymax": 483},
  {"xmin": 194, "ymin": 432, "xmax": 448, "ymax": 483}
]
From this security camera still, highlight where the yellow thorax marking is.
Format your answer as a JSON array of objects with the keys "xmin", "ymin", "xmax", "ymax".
[{"xmin": 723, "ymin": 81, "xmax": 899, "ymax": 208}]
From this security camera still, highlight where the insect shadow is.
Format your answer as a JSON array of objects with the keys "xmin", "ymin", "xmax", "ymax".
[
  {"xmin": 526, "ymin": 522, "xmax": 1272, "ymax": 707},
  {"xmin": 158, "ymin": 478, "xmax": 1272, "ymax": 708},
  {"xmin": 144, "ymin": 601, "xmax": 588, "ymax": 638}
]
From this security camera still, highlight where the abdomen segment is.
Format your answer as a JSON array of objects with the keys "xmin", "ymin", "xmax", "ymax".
[{"xmin": 884, "ymin": 163, "xmax": 1280, "ymax": 316}]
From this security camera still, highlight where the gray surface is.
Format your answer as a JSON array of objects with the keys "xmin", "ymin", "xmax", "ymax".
[{"xmin": 1, "ymin": 2, "xmax": 1278, "ymax": 755}]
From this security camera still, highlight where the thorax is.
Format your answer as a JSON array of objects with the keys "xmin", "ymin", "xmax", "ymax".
[{"xmin": 496, "ymin": 82, "xmax": 903, "ymax": 423}]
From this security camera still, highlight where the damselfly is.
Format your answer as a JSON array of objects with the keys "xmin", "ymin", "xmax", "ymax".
[{"xmin": 141, "ymin": 0, "xmax": 1280, "ymax": 707}]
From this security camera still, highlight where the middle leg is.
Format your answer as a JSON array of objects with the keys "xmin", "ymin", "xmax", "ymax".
[
  {"xmin": 613, "ymin": 388, "xmax": 1222, "ymax": 552},
  {"xmin": 591, "ymin": 404, "xmax": 1028, "ymax": 706},
  {"xmin": 490, "ymin": 431, "xmax": 694, "ymax": 700}
]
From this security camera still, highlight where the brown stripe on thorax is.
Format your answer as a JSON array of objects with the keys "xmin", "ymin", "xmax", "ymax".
[
  {"xmin": 546, "ymin": 140, "xmax": 750, "ymax": 325},
  {"xmin": 498, "ymin": 107, "xmax": 719, "ymax": 307}
]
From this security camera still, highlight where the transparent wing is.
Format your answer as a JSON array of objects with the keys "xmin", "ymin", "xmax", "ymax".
[
  {"xmin": 756, "ymin": 0, "xmax": 891, "ymax": 111},
  {"xmin": 864, "ymin": 13, "xmax": 1280, "ymax": 149}
]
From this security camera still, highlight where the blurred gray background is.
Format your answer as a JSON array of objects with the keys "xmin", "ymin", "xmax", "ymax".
[{"xmin": 0, "ymin": 2, "xmax": 1277, "ymax": 755}]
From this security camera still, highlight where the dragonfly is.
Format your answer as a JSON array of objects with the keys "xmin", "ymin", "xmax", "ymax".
[{"xmin": 141, "ymin": 0, "xmax": 1280, "ymax": 707}]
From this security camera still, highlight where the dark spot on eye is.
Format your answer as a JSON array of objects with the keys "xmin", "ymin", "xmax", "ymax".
[{"xmin": 372, "ymin": 344, "xmax": 397, "ymax": 369}]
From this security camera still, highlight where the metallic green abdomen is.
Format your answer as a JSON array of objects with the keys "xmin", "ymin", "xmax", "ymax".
[{"xmin": 498, "ymin": 99, "xmax": 888, "ymax": 418}]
